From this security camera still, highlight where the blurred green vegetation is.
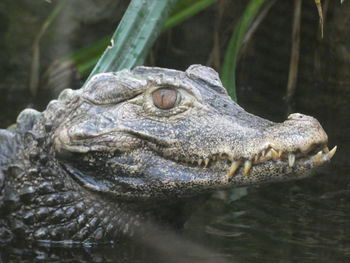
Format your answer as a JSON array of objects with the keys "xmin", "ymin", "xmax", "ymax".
[
  {"xmin": 58, "ymin": 0, "xmax": 324, "ymax": 101},
  {"xmin": 63, "ymin": 0, "xmax": 216, "ymax": 79},
  {"xmin": 221, "ymin": 0, "xmax": 265, "ymax": 101}
]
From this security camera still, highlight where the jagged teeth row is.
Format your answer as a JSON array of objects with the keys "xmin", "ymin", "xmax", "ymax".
[
  {"xmin": 176, "ymin": 153, "xmax": 230, "ymax": 168},
  {"xmin": 227, "ymin": 145, "xmax": 337, "ymax": 178},
  {"xmin": 176, "ymin": 145, "xmax": 336, "ymax": 178}
]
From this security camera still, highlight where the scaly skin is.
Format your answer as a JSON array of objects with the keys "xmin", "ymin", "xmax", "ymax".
[{"xmin": 0, "ymin": 65, "xmax": 336, "ymax": 245}]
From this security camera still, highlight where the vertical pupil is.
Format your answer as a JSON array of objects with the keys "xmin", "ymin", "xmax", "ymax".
[{"xmin": 152, "ymin": 88, "xmax": 177, "ymax": 109}]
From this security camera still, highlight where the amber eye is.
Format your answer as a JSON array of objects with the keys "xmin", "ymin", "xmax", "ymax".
[{"xmin": 152, "ymin": 88, "xmax": 178, "ymax": 110}]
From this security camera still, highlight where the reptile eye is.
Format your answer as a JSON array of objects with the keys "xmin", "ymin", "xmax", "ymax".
[{"xmin": 152, "ymin": 88, "xmax": 178, "ymax": 110}]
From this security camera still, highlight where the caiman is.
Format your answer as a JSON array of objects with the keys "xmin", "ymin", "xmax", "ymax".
[{"xmin": 0, "ymin": 65, "xmax": 336, "ymax": 245}]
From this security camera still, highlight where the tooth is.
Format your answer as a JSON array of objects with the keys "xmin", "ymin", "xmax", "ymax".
[
  {"xmin": 243, "ymin": 160, "xmax": 252, "ymax": 176},
  {"xmin": 313, "ymin": 151, "xmax": 323, "ymax": 164},
  {"xmin": 228, "ymin": 153, "xmax": 234, "ymax": 160},
  {"xmin": 271, "ymin": 148, "xmax": 279, "ymax": 160},
  {"xmin": 204, "ymin": 158, "xmax": 209, "ymax": 167},
  {"xmin": 265, "ymin": 150, "xmax": 272, "ymax": 159},
  {"xmin": 261, "ymin": 150, "xmax": 266, "ymax": 157},
  {"xmin": 323, "ymin": 146, "xmax": 329, "ymax": 153},
  {"xmin": 227, "ymin": 161, "xmax": 241, "ymax": 177},
  {"xmin": 197, "ymin": 159, "xmax": 203, "ymax": 166},
  {"xmin": 288, "ymin": 154, "xmax": 295, "ymax": 167},
  {"xmin": 253, "ymin": 155, "xmax": 259, "ymax": 163},
  {"xmin": 277, "ymin": 150, "xmax": 283, "ymax": 158},
  {"xmin": 328, "ymin": 146, "xmax": 337, "ymax": 159},
  {"xmin": 212, "ymin": 155, "xmax": 217, "ymax": 162}
]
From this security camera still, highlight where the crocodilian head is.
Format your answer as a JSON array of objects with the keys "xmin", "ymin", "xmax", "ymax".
[{"xmin": 50, "ymin": 65, "xmax": 336, "ymax": 200}]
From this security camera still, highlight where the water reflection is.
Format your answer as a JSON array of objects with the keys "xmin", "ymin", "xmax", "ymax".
[
  {"xmin": 1, "ymin": 223, "xmax": 234, "ymax": 263},
  {"xmin": 186, "ymin": 167, "xmax": 350, "ymax": 263}
]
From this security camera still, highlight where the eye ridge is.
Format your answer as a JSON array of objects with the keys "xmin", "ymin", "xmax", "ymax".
[{"xmin": 152, "ymin": 87, "xmax": 178, "ymax": 110}]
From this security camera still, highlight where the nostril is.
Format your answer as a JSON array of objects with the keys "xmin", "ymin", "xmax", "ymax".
[{"xmin": 288, "ymin": 113, "xmax": 309, "ymax": 121}]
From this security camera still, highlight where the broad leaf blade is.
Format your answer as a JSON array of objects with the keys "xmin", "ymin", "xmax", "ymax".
[
  {"xmin": 65, "ymin": 0, "xmax": 215, "ymax": 78},
  {"xmin": 87, "ymin": 0, "xmax": 175, "ymax": 82}
]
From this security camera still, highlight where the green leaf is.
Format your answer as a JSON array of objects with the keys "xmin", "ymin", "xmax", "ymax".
[
  {"xmin": 86, "ymin": 0, "xmax": 176, "ymax": 82},
  {"xmin": 221, "ymin": 0, "xmax": 265, "ymax": 102},
  {"xmin": 63, "ymin": 0, "xmax": 215, "ymax": 78}
]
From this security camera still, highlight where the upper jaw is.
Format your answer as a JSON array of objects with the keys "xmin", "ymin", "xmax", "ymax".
[{"xmin": 161, "ymin": 112, "xmax": 335, "ymax": 181}]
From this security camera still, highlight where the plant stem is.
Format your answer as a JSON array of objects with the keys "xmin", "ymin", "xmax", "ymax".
[
  {"xmin": 286, "ymin": 0, "xmax": 302, "ymax": 102},
  {"xmin": 221, "ymin": 0, "xmax": 265, "ymax": 102}
]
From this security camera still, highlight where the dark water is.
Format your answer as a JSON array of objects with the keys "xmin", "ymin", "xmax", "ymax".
[{"xmin": 1, "ymin": 1, "xmax": 350, "ymax": 262}]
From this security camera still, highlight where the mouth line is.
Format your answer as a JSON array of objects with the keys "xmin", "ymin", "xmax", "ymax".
[{"xmin": 159, "ymin": 143, "xmax": 337, "ymax": 179}]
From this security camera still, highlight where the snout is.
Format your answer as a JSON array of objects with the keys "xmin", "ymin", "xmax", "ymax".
[{"xmin": 265, "ymin": 113, "xmax": 328, "ymax": 154}]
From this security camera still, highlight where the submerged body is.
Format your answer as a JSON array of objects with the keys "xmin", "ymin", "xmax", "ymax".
[{"xmin": 0, "ymin": 65, "xmax": 335, "ymax": 245}]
